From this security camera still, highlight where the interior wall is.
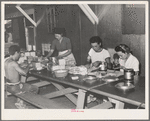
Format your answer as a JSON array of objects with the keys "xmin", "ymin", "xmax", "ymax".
[
  {"xmin": 35, "ymin": 5, "xmax": 55, "ymax": 52},
  {"xmin": 55, "ymin": 5, "xmax": 81, "ymax": 65},
  {"xmin": 79, "ymin": 5, "xmax": 96, "ymax": 65},
  {"xmin": 97, "ymin": 4, "xmax": 122, "ymax": 48}
]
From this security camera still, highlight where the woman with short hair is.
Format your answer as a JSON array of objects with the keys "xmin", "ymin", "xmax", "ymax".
[
  {"xmin": 115, "ymin": 44, "xmax": 139, "ymax": 75},
  {"xmin": 46, "ymin": 28, "xmax": 76, "ymax": 66}
]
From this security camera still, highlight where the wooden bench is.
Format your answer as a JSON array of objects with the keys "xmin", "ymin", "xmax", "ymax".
[{"xmin": 6, "ymin": 88, "xmax": 68, "ymax": 109}]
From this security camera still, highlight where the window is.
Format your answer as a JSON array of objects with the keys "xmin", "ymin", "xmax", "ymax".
[{"xmin": 46, "ymin": 6, "xmax": 56, "ymax": 33}]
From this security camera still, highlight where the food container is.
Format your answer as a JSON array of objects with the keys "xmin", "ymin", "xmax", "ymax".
[
  {"xmin": 115, "ymin": 82, "xmax": 135, "ymax": 93},
  {"xmin": 99, "ymin": 62, "xmax": 107, "ymax": 71},
  {"xmin": 124, "ymin": 69, "xmax": 134, "ymax": 80},
  {"xmin": 54, "ymin": 69, "xmax": 68, "ymax": 78}
]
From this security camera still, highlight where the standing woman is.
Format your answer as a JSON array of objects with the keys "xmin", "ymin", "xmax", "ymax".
[
  {"xmin": 46, "ymin": 28, "xmax": 76, "ymax": 66},
  {"xmin": 115, "ymin": 44, "xmax": 139, "ymax": 75}
]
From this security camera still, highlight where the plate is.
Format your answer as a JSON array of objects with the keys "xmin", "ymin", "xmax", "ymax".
[
  {"xmin": 103, "ymin": 76, "xmax": 119, "ymax": 82},
  {"xmin": 115, "ymin": 82, "xmax": 135, "ymax": 92}
]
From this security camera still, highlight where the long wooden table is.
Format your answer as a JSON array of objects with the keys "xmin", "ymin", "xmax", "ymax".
[
  {"xmin": 28, "ymin": 68, "xmax": 107, "ymax": 109},
  {"xmin": 28, "ymin": 69, "xmax": 145, "ymax": 109}
]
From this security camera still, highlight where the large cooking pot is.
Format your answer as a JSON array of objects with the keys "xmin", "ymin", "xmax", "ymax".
[{"xmin": 124, "ymin": 69, "xmax": 134, "ymax": 80}]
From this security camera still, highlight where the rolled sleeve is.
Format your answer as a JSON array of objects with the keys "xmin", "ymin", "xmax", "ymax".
[{"xmin": 104, "ymin": 50, "xmax": 110, "ymax": 59}]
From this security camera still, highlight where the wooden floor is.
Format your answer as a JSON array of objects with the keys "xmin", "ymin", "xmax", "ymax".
[{"xmin": 5, "ymin": 82, "xmax": 98, "ymax": 109}]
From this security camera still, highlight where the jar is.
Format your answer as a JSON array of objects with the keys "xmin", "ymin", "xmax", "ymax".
[
  {"xmin": 99, "ymin": 62, "xmax": 107, "ymax": 71},
  {"xmin": 124, "ymin": 69, "xmax": 134, "ymax": 80}
]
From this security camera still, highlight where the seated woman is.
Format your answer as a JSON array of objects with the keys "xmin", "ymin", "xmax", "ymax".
[
  {"xmin": 115, "ymin": 44, "xmax": 139, "ymax": 75},
  {"xmin": 46, "ymin": 27, "xmax": 76, "ymax": 66},
  {"xmin": 86, "ymin": 36, "xmax": 112, "ymax": 70}
]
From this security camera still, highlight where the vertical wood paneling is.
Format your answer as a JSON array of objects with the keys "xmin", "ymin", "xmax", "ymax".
[
  {"xmin": 35, "ymin": 6, "xmax": 55, "ymax": 51},
  {"xmin": 97, "ymin": 5, "xmax": 122, "ymax": 48},
  {"xmin": 55, "ymin": 5, "xmax": 81, "ymax": 65},
  {"xmin": 80, "ymin": 5, "xmax": 96, "ymax": 65}
]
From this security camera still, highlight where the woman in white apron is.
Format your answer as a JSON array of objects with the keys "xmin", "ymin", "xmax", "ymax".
[{"xmin": 46, "ymin": 28, "xmax": 76, "ymax": 66}]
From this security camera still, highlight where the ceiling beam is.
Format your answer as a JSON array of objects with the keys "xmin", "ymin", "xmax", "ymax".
[
  {"xmin": 78, "ymin": 4, "xmax": 98, "ymax": 25},
  {"xmin": 16, "ymin": 5, "xmax": 37, "ymax": 27},
  {"xmin": 82, "ymin": 4, "xmax": 99, "ymax": 24},
  {"xmin": 78, "ymin": 4, "xmax": 95, "ymax": 24}
]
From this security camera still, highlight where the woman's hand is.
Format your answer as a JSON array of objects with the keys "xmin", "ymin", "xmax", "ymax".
[
  {"xmin": 92, "ymin": 61, "xmax": 101, "ymax": 67},
  {"xmin": 120, "ymin": 66, "xmax": 126, "ymax": 70}
]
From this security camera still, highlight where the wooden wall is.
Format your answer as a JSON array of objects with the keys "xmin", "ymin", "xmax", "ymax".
[
  {"xmin": 97, "ymin": 4, "xmax": 122, "ymax": 48},
  {"xmin": 79, "ymin": 5, "xmax": 96, "ymax": 65},
  {"xmin": 55, "ymin": 5, "xmax": 81, "ymax": 65},
  {"xmin": 35, "ymin": 5, "xmax": 55, "ymax": 51}
]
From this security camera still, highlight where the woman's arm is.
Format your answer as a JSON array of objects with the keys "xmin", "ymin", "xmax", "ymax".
[
  {"xmin": 46, "ymin": 49, "xmax": 54, "ymax": 58},
  {"xmin": 57, "ymin": 49, "xmax": 72, "ymax": 59}
]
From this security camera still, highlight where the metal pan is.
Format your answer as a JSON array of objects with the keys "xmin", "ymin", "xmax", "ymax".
[{"xmin": 115, "ymin": 82, "xmax": 135, "ymax": 92}]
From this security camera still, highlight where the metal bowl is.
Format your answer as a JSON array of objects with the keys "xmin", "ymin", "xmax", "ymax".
[
  {"xmin": 115, "ymin": 82, "xmax": 135, "ymax": 92},
  {"xmin": 54, "ymin": 69, "xmax": 68, "ymax": 78}
]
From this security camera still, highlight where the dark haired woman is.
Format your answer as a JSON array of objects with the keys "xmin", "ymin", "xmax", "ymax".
[
  {"xmin": 87, "ymin": 36, "xmax": 112, "ymax": 69},
  {"xmin": 46, "ymin": 28, "xmax": 76, "ymax": 66},
  {"xmin": 115, "ymin": 44, "xmax": 139, "ymax": 75}
]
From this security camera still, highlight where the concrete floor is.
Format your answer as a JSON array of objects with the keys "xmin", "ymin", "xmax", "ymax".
[{"xmin": 5, "ymin": 81, "xmax": 98, "ymax": 109}]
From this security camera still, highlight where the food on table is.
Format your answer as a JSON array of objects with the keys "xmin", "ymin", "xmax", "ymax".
[
  {"xmin": 71, "ymin": 76, "xmax": 79, "ymax": 80},
  {"xmin": 68, "ymin": 66, "xmax": 88, "ymax": 75}
]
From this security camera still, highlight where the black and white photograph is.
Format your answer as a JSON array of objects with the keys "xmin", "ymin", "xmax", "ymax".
[{"xmin": 1, "ymin": 1, "xmax": 149, "ymax": 120}]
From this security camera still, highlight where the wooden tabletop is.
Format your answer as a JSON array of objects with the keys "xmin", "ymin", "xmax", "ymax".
[{"xmin": 29, "ymin": 68, "xmax": 107, "ymax": 91}]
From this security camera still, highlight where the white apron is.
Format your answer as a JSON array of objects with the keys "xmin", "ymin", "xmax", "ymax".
[{"xmin": 59, "ymin": 50, "xmax": 76, "ymax": 66}]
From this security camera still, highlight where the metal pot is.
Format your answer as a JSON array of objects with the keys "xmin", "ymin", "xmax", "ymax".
[{"xmin": 124, "ymin": 69, "xmax": 134, "ymax": 80}]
